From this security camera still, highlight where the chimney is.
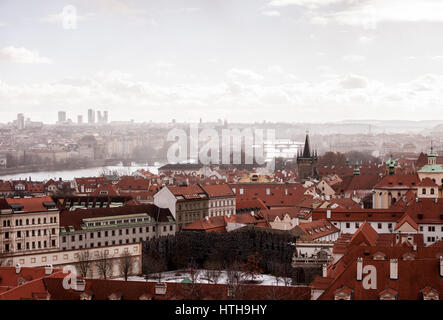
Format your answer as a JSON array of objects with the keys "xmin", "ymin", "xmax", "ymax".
[
  {"xmin": 15, "ymin": 263, "xmax": 21, "ymax": 274},
  {"xmin": 205, "ymin": 216, "xmax": 209, "ymax": 221},
  {"xmin": 413, "ymin": 243, "xmax": 417, "ymax": 251},
  {"xmin": 251, "ymin": 211, "xmax": 255, "ymax": 216},
  {"xmin": 390, "ymin": 259, "xmax": 398, "ymax": 280},
  {"xmin": 322, "ymin": 264, "xmax": 327, "ymax": 277},
  {"xmin": 44, "ymin": 264, "xmax": 54, "ymax": 275},
  {"xmin": 326, "ymin": 210, "xmax": 331, "ymax": 219},
  {"xmin": 155, "ymin": 282, "xmax": 167, "ymax": 295},
  {"xmin": 356, "ymin": 257, "xmax": 363, "ymax": 281},
  {"xmin": 440, "ymin": 256, "xmax": 443, "ymax": 278}
]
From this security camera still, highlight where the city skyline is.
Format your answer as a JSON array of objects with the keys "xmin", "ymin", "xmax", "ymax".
[{"xmin": 1, "ymin": 0, "xmax": 443, "ymax": 123}]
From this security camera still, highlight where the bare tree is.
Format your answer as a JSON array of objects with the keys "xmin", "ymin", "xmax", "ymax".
[
  {"xmin": 76, "ymin": 251, "xmax": 92, "ymax": 278},
  {"xmin": 226, "ymin": 262, "xmax": 247, "ymax": 299},
  {"xmin": 242, "ymin": 252, "xmax": 263, "ymax": 283},
  {"xmin": 119, "ymin": 252, "xmax": 134, "ymax": 281},
  {"xmin": 203, "ymin": 260, "xmax": 222, "ymax": 284},
  {"xmin": 95, "ymin": 251, "xmax": 113, "ymax": 280}
]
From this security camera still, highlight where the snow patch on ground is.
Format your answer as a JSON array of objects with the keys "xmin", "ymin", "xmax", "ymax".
[{"xmin": 114, "ymin": 270, "xmax": 295, "ymax": 286}]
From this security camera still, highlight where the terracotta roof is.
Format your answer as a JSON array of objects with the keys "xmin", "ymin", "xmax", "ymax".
[
  {"xmin": 199, "ymin": 184, "xmax": 234, "ymax": 198},
  {"xmin": 60, "ymin": 204, "xmax": 174, "ymax": 231},
  {"xmin": 404, "ymin": 198, "xmax": 443, "ymax": 224},
  {"xmin": 167, "ymin": 185, "xmax": 207, "ymax": 200},
  {"xmin": 5, "ymin": 196, "xmax": 56, "ymax": 213},
  {"xmin": 312, "ymin": 208, "xmax": 405, "ymax": 222},
  {"xmin": 373, "ymin": 174, "xmax": 420, "ymax": 189},
  {"xmin": 182, "ymin": 212, "xmax": 269, "ymax": 232},
  {"xmin": 297, "ymin": 219, "xmax": 340, "ymax": 240},
  {"xmin": 317, "ymin": 255, "xmax": 442, "ymax": 300},
  {"xmin": 417, "ymin": 177, "xmax": 439, "ymax": 187},
  {"xmin": 394, "ymin": 213, "xmax": 419, "ymax": 231},
  {"xmin": 349, "ymin": 222, "xmax": 379, "ymax": 247}
]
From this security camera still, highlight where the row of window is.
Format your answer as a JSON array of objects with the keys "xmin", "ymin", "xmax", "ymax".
[
  {"xmin": 3, "ymin": 228, "xmax": 57, "ymax": 239},
  {"xmin": 342, "ymin": 222, "xmax": 393, "ymax": 230},
  {"xmin": 86, "ymin": 216, "xmax": 151, "ymax": 227},
  {"xmin": 210, "ymin": 199, "xmax": 234, "ymax": 208},
  {"xmin": 62, "ymin": 225, "xmax": 173, "ymax": 243},
  {"xmin": 208, "ymin": 209, "xmax": 235, "ymax": 217},
  {"xmin": 63, "ymin": 237, "xmax": 145, "ymax": 250},
  {"xmin": 2, "ymin": 217, "xmax": 57, "ymax": 228},
  {"xmin": 178, "ymin": 202, "xmax": 205, "ymax": 210},
  {"xmin": 419, "ymin": 226, "xmax": 443, "ymax": 232},
  {"xmin": 4, "ymin": 239, "xmax": 57, "ymax": 252}
]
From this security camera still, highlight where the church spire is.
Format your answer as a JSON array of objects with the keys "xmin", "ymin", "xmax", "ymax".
[{"xmin": 302, "ymin": 131, "xmax": 311, "ymax": 158}]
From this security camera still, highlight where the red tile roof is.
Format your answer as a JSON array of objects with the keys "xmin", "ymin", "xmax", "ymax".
[
  {"xmin": 199, "ymin": 184, "xmax": 234, "ymax": 198},
  {"xmin": 60, "ymin": 204, "xmax": 174, "ymax": 231},
  {"xmin": 297, "ymin": 219, "xmax": 340, "ymax": 240},
  {"xmin": 373, "ymin": 174, "xmax": 420, "ymax": 189},
  {"xmin": 5, "ymin": 196, "xmax": 56, "ymax": 213}
]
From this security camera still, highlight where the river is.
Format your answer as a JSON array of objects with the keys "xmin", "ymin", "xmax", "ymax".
[{"xmin": 0, "ymin": 164, "xmax": 161, "ymax": 181}]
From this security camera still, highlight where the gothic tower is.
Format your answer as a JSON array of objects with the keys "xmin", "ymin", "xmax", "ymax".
[{"xmin": 296, "ymin": 132, "xmax": 318, "ymax": 181}]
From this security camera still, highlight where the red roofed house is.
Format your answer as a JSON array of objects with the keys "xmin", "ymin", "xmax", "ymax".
[
  {"xmin": 373, "ymin": 174, "xmax": 420, "ymax": 209},
  {"xmin": 154, "ymin": 184, "xmax": 209, "ymax": 230},
  {"xmin": 199, "ymin": 184, "xmax": 236, "ymax": 218},
  {"xmin": 0, "ymin": 196, "xmax": 60, "ymax": 256}
]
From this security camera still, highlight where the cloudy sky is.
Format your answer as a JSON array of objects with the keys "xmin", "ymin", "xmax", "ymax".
[{"xmin": 0, "ymin": 0, "xmax": 443, "ymax": 124}]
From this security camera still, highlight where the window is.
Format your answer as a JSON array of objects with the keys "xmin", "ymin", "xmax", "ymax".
[
  {"xmin": 422, "ymin": 188, "xmax": 426, "ymax": 194},
  {"xmin": 163, "ymin": 226, "xmax": 167, "ymax": 232},
  {"xmin": 428, "ymin": 226, "xmax": 435, "ymax": 232},
  {"xmin": 51, "ymin": 240, "xmax": 56, "ymax": 247},
  {"xmin": 346, "ymin": 222, "xmax": 350, "ymax": 228},
  {"xmin": 71, "ymin": 235, "xmax": 75, "ymax": 242},
  {"xmin": 355, "ymin": 223, "xmax": 359, "ymax": 228},
  {"xmin": 62, "ymin": 236, "xmax": 66, "ymax": 242},
  {"xmin": 378, "ymin": 223, "xmax": 382, "ymax": 229},
  {"xmin": 431, "ymin": 188, "xmax": 435, "ymax": 195}
]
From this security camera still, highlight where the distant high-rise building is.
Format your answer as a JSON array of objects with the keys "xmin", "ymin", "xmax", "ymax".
[
  {"xmin": 88, "ymin": 109, "xmax": 95, "ymax": 124},
  {"xmin": 17, "ymin": 113, "xmax": 25, "ymax": 130},
  {"xmin": 58, "ymin": 111, "xmax": 66, "ymax": 123},
  {"xmin": 77, "ymin": 115, "xmax": 83, "ymax": 124},
  {"xmin": 103, "ymin": 111, "xmax": 108, "ymax": 123},
  {"xmin": 96, "ymin": 110, "xmax": 109, "ymax": 124}
]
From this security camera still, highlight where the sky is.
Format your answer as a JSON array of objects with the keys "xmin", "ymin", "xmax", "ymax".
[{"xmin": 0, "ymin": 0, "xmax": 443, "ymax": 124}]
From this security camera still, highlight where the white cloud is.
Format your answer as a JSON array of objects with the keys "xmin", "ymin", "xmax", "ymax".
[
  {"xmin": 2, "ymin": 71, "xmax": 442, "ymax": 122},
  {"xmin": 268, "ymin": 0, "xmax": 346, "ymax": 9},
  {"xmin": 261, "ymin": 10, "xmax": 281, "ymax": 17},
  {"xmin": 338, "ymin": 74, "xmax": 369, "ymax": 89},
  {"xmin": 358, "ymin": 35, "xmax": 375, "ymax": 44},
  {"xmin": 293, "ymin": 0, "xmax": 443, "ymax": 29},
  {"xmin": 342, "ymin": 54, "xmax": 366, "ymax": 63},
  {"xmin": 0, "ymin": 46, "xmax": 52, "ymax": 64},
  {"xmin": 227, "ymin": 69, "xmax": 264, "ymax": 82}
]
